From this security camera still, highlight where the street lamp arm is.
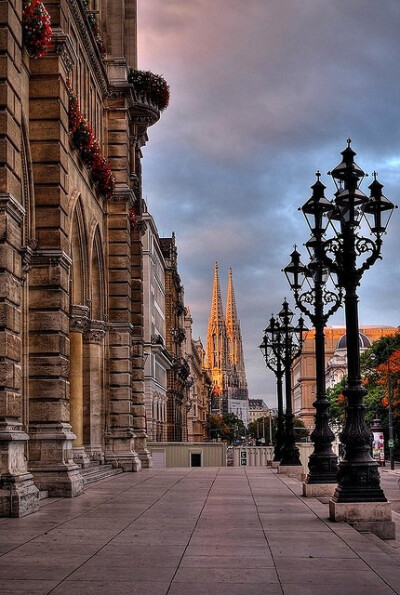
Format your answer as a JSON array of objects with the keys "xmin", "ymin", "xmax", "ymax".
[
  {"xmin": 321, "ymin": 235, "xmax": 382, "ymax": 288},
  {"xmin": 293, "ymin": 288, "xmax": 315, "ymax": 320},
  {"xmin": 319, "ymin": 237, "xmax": 341, "ymax": 277},
  {"xmin": 355, "ymin": 236, "xmax": 382, "ymax": 278},
  {"xmin": 265, "ymin": 356, "xmax": 284, "ymax": 377},
  {"xmin": 293, "ymin": 286, "xmax": 342, "ymax": 327},
  {"xmin": 322, "ymin": 288, "xmax": 342, "ymax": 321}
]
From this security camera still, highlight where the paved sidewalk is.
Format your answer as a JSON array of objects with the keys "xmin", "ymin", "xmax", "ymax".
[{"xmin": 0, "ymin": 467, "xmax": 399, "ymax": 594}]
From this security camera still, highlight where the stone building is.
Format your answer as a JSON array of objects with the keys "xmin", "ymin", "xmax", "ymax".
[
  {"xmin": 160, "ymin": 235, "xmax": 190, "ymax": 441},
  {"xmin": 0, "ymin": 0, "xmax": 167, "ymax": 516},
  {"xmin": 292, "ymin": 325, "xmax": 398, "ymax": 428},
  {"xmin": 184, "ymin": 308, "xmax": 211, "ymax": 442},
  {"xmin": 142, "ymin": 205, "xmax": 172, "ymax": 442},
  {"xmin": 248, "ymin": 399, "xmax": 270, "ymax": 424}
]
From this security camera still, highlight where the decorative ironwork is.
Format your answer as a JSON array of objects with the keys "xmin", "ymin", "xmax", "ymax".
[
  {"xmin": 261, "ymin": 300, "xmax": 307, "ymax": 466},
  {"xmin": 292, "ymin": 141, "xmax": 396, "ymax": 501}
]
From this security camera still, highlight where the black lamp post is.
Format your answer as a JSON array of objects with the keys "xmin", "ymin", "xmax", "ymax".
[
  {"xmin": 283, "ymin": 173, "xmax": 342, "ymax": 485},
  {"xmin": 270, "ymin": 300, "xmax": 307, "ymax": 467},
  {"xmin": 260, "ymin": 316, "xmax": 285, "ymax": 463},
  {"xmin": 319, "ymin": 140, "xmax": 396, "ymax": 503}
]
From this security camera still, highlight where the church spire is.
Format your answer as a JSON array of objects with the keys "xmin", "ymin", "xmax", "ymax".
[
  {"xmin": 225, "ymin": 268, "xmax": 248, "ymax": 393},
  {"xmin": 205, "ymin": 262, "xmax": 228, "ymax": 392},
  {"xmin": 225, "ymin": 268, "xmax": 238, "ymax": 351}
]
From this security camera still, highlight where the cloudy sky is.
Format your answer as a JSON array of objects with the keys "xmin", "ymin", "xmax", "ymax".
[{"xmin": 137, "ymin": 0, "xmax": 400, "ymax": 406}]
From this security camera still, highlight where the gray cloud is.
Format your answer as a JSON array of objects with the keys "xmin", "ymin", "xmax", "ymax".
[{"xmin": 139, "ymin": 0, "xmax": 400, "ymax": 405}]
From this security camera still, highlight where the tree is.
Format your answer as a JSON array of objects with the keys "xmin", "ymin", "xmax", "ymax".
[
  {"xmin": 207, "ymin": 414, "xmax": 229, "ymax": 441},
  {"xmin": 248, "ymin": 415, "xmax": 309, "ymax": 443},
  {"xmin": 222, "ymin": 412, "xmax": 246, "ymax": 443},
  {"xmin": 207, "ymin": 413, "xmax": 245, "ymax": 443},
  {"xmin": 327, "ymin": 376, "xmax": 347, "ymax": 429},
  {"xmin": 361, "ymin": 332, "xmax": 400, "ymax": 458},
  {"xmin": 247, "ymin": 416, "xmax": 276, "ymax": 444},
  {"xmin": 292, "ymin": 417, "xmax": 310, "ymax": 441}
]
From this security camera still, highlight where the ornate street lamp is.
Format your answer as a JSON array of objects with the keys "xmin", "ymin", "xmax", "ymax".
[
  {"xmin": 260, "ymin": 316, "xmax": 285, "ymax": 463},
  {"xmin": 319, "ymin": 140, "xmax": 396, "ymax": 507},
  {"xmin": 266, "ymin": 300, "xmax": 307, "ymax": 467},
  {"xmin": 283, "ymin": 173, "xmax": 342, "ymax": 491}
]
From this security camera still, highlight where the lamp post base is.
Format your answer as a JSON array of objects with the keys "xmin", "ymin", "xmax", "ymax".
[
  {"xmin": 329, "ymin": 500, "xmax": 395, "ymax": 540},
  {"xmin": 303, "ymin": 481, "xmax": 336, "ymax": 497}
]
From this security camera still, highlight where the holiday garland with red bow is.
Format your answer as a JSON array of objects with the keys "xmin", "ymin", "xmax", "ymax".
[
  {"xmin": 67, "ymin": 81, "xmax": 115, "ymax": 199},
  {"xmin": 128, "ymin": 70, "xmax": 170, "ymax": 112},
  {"xmin": 22, "ymin": 0, "xmax": 52, "ymax": 58}
]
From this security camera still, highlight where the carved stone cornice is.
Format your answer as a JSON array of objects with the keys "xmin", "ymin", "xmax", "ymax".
[
  {"xmin": 84, "ymin": 320, "xmax": 106, "ymax": 344},
  {"xmin": 134, "ymin": 219, "xmax": 147, "ymax": 238},
  {"xmin": 0, "ymin": 193, "xmax": 25, "ymax": 225},
  {"xmin": 53, "ymin": 29, "xmax": 77, "ymax": 73},
  {"xmin": 21, "ymin": 239, "xmax": 38, "ymax": 280},
  {"xmin": 70, "ymin": 304, "xmax": 90, "ymax": 333},
  {"xmin": 30, "ymin": 249, "xmax": 72, "ymax": 272},
  {"xmin": 109, "ymin": 186, "xmax": 137, "ymax": 205},
  {"xmin": 68, "ymin": 0, "xmax": 108, "ymax": 95},
  {"xmin": 130, "ymin": 173, "xmax": 140, "ymax": 199}
]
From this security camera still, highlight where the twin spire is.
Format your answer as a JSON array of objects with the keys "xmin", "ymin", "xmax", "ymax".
[{"xmin": 205, "ymin": 262, "xmax": 248, "ymax": 399}]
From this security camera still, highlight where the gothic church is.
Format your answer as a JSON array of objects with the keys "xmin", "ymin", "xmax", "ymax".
[{"xmin": 205, "ymin": 263, "xmax": 249, "ymax": 421}]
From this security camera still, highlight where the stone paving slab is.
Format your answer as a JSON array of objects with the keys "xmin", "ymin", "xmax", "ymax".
[{"xmin": 0, "ymin": 467, "xmax": 399, "ymax": 594}]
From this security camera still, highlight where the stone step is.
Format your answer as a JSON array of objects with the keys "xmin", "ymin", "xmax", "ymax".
[{"xmin": 80, "ymin": 464, "xmax": 123, "ymax": 486}]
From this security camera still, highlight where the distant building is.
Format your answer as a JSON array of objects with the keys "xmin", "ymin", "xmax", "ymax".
[
  {"xmin": 184, "ymin": 308, "xmax": 212, "ymax": 442},
  {"xmin": 142, "ymin": 207, "xmax": 173, "ymax": 441},
  {"xmin": 292, "ymin": 325, "xmax": 398, "ymax": 428},
  {"xmin": 160, "ymin": 235, "xmax": 190, "ymax": 442},
  {"xmin": 325, "ymin": 331, "xmax": 373, "ymax": 388},
  {"xmin": 205, "ymin": 263, "xmax": 249, "ymax": 417},
  {"xmin": 248, "ymin": 399, "xmax": 270, "ymax": 424}
]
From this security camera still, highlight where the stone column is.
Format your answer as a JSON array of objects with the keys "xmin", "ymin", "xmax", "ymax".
[
  {"xmin": 28, "ymin": 251, "xmax": 83, "ymax": 497},
  {"xmin": 83, "ymin": 320, "xmax": 105, "ymax": 462},
  {"xmin": 0, "ymin": 195, "xmax": 40, "ymax": 517},
  {"xmin": 69, "ymin": 305, "xmax": 90, "ymax": 467},
  {"xmin": 131, "ymin": 217, "xmax": 151, "ymax": 467},
  {"xmin": 105, "ymin": 190, "xmax": 140, "ymax": 471},
  {"xmin": 0, "ymin": 1, "xmax": 40, "ymax": 516},
  {"xmin": 25, "ymin": 5, "xmax": 83, "ymax": 496}
]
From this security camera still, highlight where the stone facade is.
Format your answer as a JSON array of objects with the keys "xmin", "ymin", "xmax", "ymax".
[
  {"xmin": 160, "ymin": 235, "xmax": 191, "ymax": 442},
  {"xmin": 248, "ymin": 399, "xmax": 270, "ymax": 424},
  {"xmin": 184, "ymin": 308, "xmax": 211, "ymax": 443},
  {"xmin": 142, "ymin": 206, "xmax": 172, "ymax": 442},
  {"xmin": 0, "ymin": 0, "xmax": 162, "ymax": 516}
]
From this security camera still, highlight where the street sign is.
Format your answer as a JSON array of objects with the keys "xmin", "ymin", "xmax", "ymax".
[{"xmin": 388, "ymin": 439, "xmax": 394, "ymax": 448}]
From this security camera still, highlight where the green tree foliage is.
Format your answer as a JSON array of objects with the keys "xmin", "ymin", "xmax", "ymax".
[
  {"xmin": 327, "ymin": 331, "xmax": 400, "ymax": 457},
  {"xmin": 327, "ymin": 376, "xmax": 347, "ymax": 428},
  {"xmin": 361, "ymin": 331, "xmax": 400, "ymax": 457},
  {"xmin": 247, "ymin": 416, "xmax": 276, "ymax": 443},
  {"xmin": 247, "ymin": 415, "xmax": 309, "ymax": 443},
  {"xmin": 207, "ymin": 413, "xmax": 245, "ymax": 443},
  {"xmin": 293, "ymin": 417, "xmax": 310, "ymax": 441}
]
